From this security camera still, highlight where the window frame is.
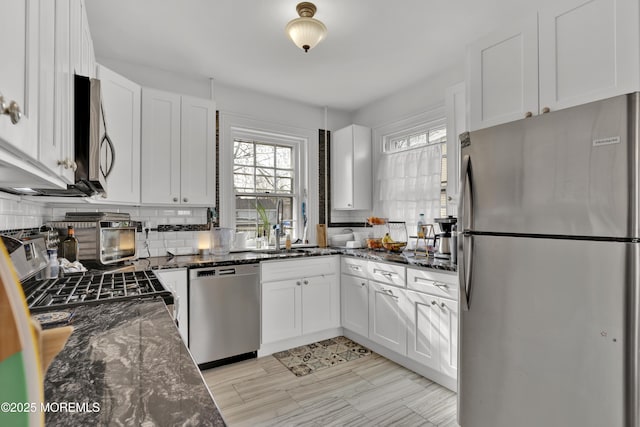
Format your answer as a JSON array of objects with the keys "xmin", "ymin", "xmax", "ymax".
[{"xmin": 230, "ymin": 127, "xmax": 305, "ymax": 241}]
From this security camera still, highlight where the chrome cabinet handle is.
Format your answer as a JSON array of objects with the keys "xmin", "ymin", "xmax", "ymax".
[
  {"xmin": 57, "ymin": 159, "xmax": 73, "ymax": 169},
  {"xmin": 434, "ymin": 281, "xmax": 448, "ymax": 289},
  {"xmin": 296, "ymin": 281, "xmax": 301, "ymax": 286},
  {"xmin": 71, "ymin": 161, "xmax": 78, "ymax": 172},
  {"xmin": 431, "ymin": 300, "xmax": 437, "ymax": 305},
  {"xmin": 361, "ymin": 282, "xmax": 366, "ymax": 287},
  {"xmin": 303, "ymin": 279, "xmax": 309, "ymax": 285},
  {"xmin": 349, "ymin": 265, "xmax": 361, "ymax": 271},
  {"xmin": 173, "ymin": 197, "xmax": 178, "ymax": 202},
  {"xmin": 441, "ymin": 302, "xmax": 447, "ymax": 309},
  {"xmin": 183, "ymin": 198, "xmax": 188, "ymax": 203},
  {"xmin": 0, "ymin": 94, "xmax": 21, "ymax": 124}
]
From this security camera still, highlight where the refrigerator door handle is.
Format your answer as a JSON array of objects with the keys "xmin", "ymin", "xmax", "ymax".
[{"xmin": 458, "ymin": 154, "xmax": 473, "ymax": 310}]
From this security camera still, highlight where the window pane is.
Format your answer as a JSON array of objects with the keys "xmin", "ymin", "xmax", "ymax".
[
  {"xmin": 234, "ymin": 141, "xmax": 254, "ymax": 165},
  {"xmin": 429, "ymin": 127, "xmax": 447, "ymax": 144},
  {"xmin": 276, "ymin": 177, "xmax": 292, "ymax": 193},
  {"xmin": 256, "ymin": 144, "xmax": 275, "ymax": 167},
  {"xmin": 409, "ymin": 133, "xmax": 427, "ymax": 147},
  {"xmin": 234, "ymin": 174, "xmax": 254, "ymax": 193},
  {"xmin": 276, "ymin": 146, "xmax": 292, "ymax": 169}
]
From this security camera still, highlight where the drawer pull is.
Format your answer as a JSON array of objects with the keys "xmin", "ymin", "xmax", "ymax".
[
  {"xmin": 431, "ymin": 300, "xmax": 437, "ymax": 305},
  {"xmin": 374, "ymin": 269, "xmax": 395, "ymax": 278},
  {"xmin": 434, "ymin": 282, "xmax": 448, "ymax": 288},
  {"xmin": 361, "ymin": 282, "xmax": 366, "ymax": 287},
  {"xmin": 349, "ymin": 265, "xmax": 362, "ymax": 271}
]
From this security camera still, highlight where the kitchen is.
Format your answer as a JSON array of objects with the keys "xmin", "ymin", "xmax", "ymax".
[{"xmin": 1, "ymin": 0, "xmax": 638, "ymax": 426}]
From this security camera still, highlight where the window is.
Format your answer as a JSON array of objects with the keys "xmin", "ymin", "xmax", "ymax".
[
  {"xmin": 381, "ymin": 119, "xmax": 447, "ymax": 222},
  {"xmin": 233, "ymin": 139, "xmax": 296, "ymax": 240}
]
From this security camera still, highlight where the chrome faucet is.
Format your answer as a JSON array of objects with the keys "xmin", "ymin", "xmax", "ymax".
[{"xmin": 274, "ymin": 199, "xmax": 283, "ymax": 251}]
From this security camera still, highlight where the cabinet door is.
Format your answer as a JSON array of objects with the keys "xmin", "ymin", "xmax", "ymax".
[
  {"xmin": 97, "ymin": 65, "xmax": 141, "ymax": 204},
  {"xmin": 141, "ymin": 88, "xmax": 181, "ymax": 204},
  {"xmin": 538, "ymin": 0, "xmax": 639, "ymax": 113},
  {"xmin": 406, "ymin": 290, "xmax": 441, "ymax": 370},
  {"xmin": 262, "ymin": 279, "xmax": 302, "ymax": 343},
  {"xmin": 302, "ymin": 274, "xmax": 339, "ymax": 334},
  {"xmin": 38, "ymin": 0, "xmax": 63, "ymax": 177},
  {"xmin": 0, "ymin": 0, "xmax": 39, "ymax": 158},
  {"xmin": 154, "ymin": 269, "xmax": 188, "ymax": 345},
  {"xmin": 80, "ymin": 0, "xmax": 95, "ymax": 78},
  {"xmin": 331, "ymin": 125, "xmax": 354, "ymax": 209},
  {"xmin": 438, "ymin": 297, "xmax": 458, "ymax": 378},
  {"xmin": 445, "ymin": 82, "xmax": 466, "ymax": 211},
  {"xmin": 368, "ymin": 281, "xmax": 407, "ymax": 355},
  {"xmin": 352, "ymin": 125, "xmax": 371, "ymax": 210},
  {"xmin": 468, "ymin": 15, "xmax": 538, "ymax": 131},
  {"xmin": 180, "ymin": 95, "xmax": 216, "ymax": 205},
  {"xmin": 53, "ymin": 0, "xmax": 75, "ymax": 183},
  {"xmin": 341, "ymin": 274, "xmax": 369, "ymax": 337}
]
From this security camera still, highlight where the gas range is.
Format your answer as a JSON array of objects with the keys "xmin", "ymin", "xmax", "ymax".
[{"xmin": 23, "ymin": 270, "xmax": 172, "ymax": 313}]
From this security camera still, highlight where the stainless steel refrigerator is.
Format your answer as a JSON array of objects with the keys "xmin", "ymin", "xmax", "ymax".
[{"xmin": 457, "ymin": 93, "xmax": 639, "ymax": 427}]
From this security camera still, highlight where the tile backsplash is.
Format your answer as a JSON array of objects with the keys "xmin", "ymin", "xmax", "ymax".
[{"xmin": 0, "ymin": 193, "xmax": 211, "ymax": 257}]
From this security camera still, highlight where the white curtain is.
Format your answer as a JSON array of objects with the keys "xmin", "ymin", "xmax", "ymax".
[{"xmin": 375, "ymin": 144, "xmax": 442, "ymax": 234}]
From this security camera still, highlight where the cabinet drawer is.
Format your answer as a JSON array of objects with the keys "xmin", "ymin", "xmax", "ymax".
[
  {"xmin": 367, "ymin": 261, "xmax": 405, "ymax": 288},
  {"xmin": 407, "ymin": 268, "xmax": 458, "ymax": 300},
  {"xmin": 262, "ymin": 256, "xmax": 338, "ymax": 282},
  {"xmin": 341, "ymin": 257, "xmax": 368, "ymax": 278}
]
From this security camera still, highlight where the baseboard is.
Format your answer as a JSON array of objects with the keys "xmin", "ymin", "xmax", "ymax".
[
  {"xmin": 343, "ymin": 329, "xmax": 457, "ymax": 392},
  {"xmin": 258, "ymin": 327, "xmax": 344, "ymax": 357}
]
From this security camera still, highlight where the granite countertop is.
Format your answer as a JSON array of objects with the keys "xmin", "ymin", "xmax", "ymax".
[
  {"xmin": 43, "ymin": 299, "xmax": 225, "ymax": 426},
  {"xmin": 128, "ymin": 247, "xmax": 457, "ymax": 273}
]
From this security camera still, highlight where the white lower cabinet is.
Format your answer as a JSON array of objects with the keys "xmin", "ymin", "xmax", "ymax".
[
  {"xmin": 154, "ymin": 268, "xmax": 188, "ymax": 345},
  {"xmin": 261, "ymin": 257, "xmax": 340, "ymax": 346},
  {"xmin": 406, "ymin": 290, "xmax": 458, "ymax": 377},
  {"xmin": 368, "ymin": 281, "xmax": 407, "ymax": 355},
  {"xmin": 340, "ymin": 274, "xmax": 369, "ymax": 337}
]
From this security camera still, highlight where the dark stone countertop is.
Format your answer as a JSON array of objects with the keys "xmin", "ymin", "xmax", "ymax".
[
  {"xmin": 127, "ymin": 247, "xmax": 457, "ymax": 273},
  {"xmin": 43, "ymin": 299, "xmax": 225, "ymax": 427}
]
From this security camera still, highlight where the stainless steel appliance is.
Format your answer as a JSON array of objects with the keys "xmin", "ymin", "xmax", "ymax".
[
  {"xmin": 189, "ymin": 264, "xmax": 260, "ymax": 368},
  {"xmin": 457, "ymin": 93, "xmax": 640, "ymax": 426},
  {"xmin": 22, "ymin": 270, "xmax": 172, "ymax": 313},
  {"xmin": 1, "ymin": 235, "xmax": 49, "ymax": 281},
  {"xmin": 0, "ymin": 75, "xmax": 114, "ymax": 197},
  {"xmin": 49, "ymin": 212, "xmax": 137, "ymax": 265},
  {"xmin": 434, "ymin": 216, "xmax": 457, "ymax": 260}
]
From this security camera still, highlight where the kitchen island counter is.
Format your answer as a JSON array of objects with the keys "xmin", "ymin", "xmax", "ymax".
[{"xmin": 43, "ymin": 299, "xmax": 225, "ymax": 426}]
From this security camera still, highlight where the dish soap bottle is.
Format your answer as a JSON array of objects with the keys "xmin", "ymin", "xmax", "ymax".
[
  {"xmin": 285, "ymin": 233, "xmax": 291, "ymax": 251},
  {"xmin": 62, "ymin": 225, "xmax": 79, "ymax": 262}
]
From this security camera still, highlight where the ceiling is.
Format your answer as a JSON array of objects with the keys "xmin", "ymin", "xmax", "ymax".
[{"xmin": 86, "ymin": 0, "xmax": 554, "ymax": 112}]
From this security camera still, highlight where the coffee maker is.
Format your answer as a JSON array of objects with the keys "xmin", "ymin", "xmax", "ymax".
[{"xmin": 434, "ymin": 216, "xmax": 457, "ymax": 260}]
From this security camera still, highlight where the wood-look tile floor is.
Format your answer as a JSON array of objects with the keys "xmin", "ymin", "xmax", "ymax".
[{"xmin": 202, "ymin": 352, "xmax": 459, "ymax": 426}]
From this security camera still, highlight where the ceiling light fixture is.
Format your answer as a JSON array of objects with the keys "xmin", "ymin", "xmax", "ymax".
[{"xmin": 285, "ymin": 2, "xmax": 327, "ymax": 53}]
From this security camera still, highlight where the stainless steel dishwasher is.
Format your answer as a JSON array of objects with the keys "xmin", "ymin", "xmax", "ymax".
[{"xmin": 189, "ymin": 263, "xmax": 260, "ymax": 368}]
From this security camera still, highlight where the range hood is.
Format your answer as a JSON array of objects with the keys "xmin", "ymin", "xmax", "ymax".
[{"xmin": 1, "ymin": 75, "xmax": 110, "ymax": 197}]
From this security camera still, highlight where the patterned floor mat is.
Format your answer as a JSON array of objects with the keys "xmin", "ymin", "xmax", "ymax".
[{"xmin": 272, "ymin": 336, "xmax": 373, "ymax": 377}]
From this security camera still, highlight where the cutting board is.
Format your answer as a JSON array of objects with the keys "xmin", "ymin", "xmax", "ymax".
[{"xmin": 316, "ymin": 224, "xmax": 327, "ymax": 248}]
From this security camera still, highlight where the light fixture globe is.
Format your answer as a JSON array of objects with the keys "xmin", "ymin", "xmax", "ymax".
[{"xmin": 286, "ymin": 2, "xmax": 327, "ymax": 53}]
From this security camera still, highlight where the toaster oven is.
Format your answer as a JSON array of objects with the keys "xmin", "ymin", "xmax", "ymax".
[{"xmin": 49, "ymin": 212, "xmax": 137, "ymax": 265}]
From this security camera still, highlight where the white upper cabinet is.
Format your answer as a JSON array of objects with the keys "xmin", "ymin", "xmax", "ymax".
[
  {"xmin": 97, "ymin": 65, "xmax": 141, "ymax": 204},
  {"xmin": 538, "ymin": 0, "xmax": 639, "ymax": 112},
  {"xmin": 468, "ymin": 0, "xmax": 639, "ymax": 131},
  {"xmin": 180, "ymin": 96, "xmax": 216, "ymax": 205},
  {"xmin": 468, "ymin": 15, "xmax": 539, "ymax": 131},
  {"xmin": 141, "ymin": 88, "xmax": 215, "ymax": 205},
  {"xmin": 0, "ymin": 0, "xmax": 40, "ymax": 159},
  {"xmin": 445, "ymin": 82, "xmax": 466, "ymax": 211},
  {"xmin": 331, "ymin": 124, "xmax": 371, "ymax": 210}
]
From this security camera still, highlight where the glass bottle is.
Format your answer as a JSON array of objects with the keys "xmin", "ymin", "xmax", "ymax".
[
  {"xmin": 417, "ymin": 213, "xmax": 426, "ymax": 236},
  {"xmin": 62, "ymin": 226, "xmax": 79, "ymax": 262}
]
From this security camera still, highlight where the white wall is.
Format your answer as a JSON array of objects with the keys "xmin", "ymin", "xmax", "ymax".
[{"xmin": 352, "ymin": 62, "xmax": 465, "ymax": 129}]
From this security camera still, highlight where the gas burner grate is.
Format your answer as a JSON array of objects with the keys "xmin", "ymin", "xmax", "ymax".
[{"xmin": 24, "ymin": 270, "xmax": 171, "ymax": 312}]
